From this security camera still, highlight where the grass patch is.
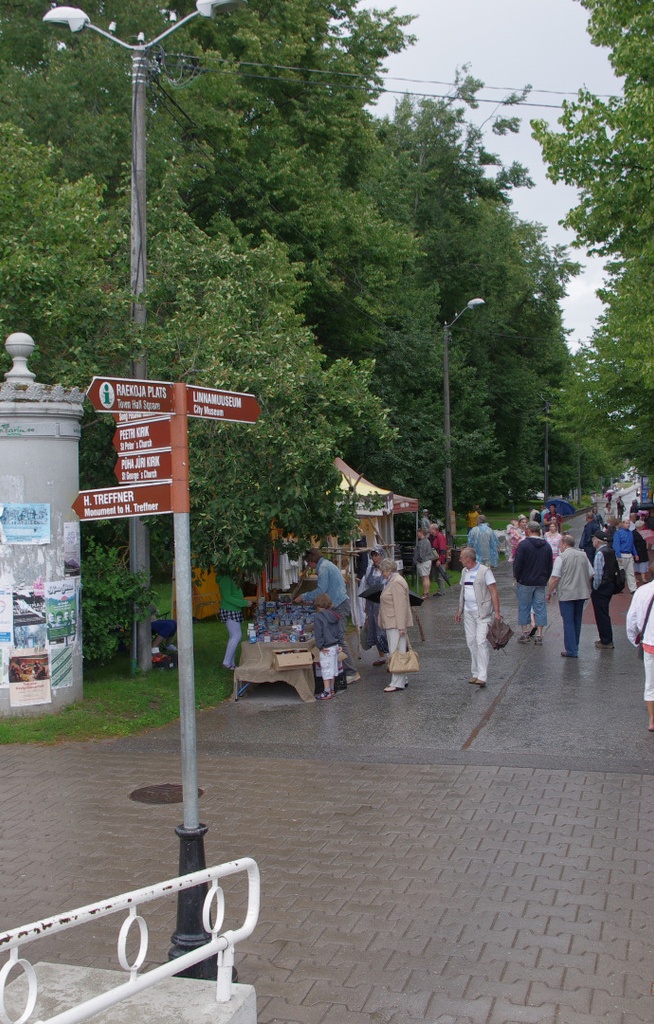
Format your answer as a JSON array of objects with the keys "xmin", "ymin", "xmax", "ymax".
[{"xmin": 0, "ymin": 616, "xmax": 233, "ymax": 746}]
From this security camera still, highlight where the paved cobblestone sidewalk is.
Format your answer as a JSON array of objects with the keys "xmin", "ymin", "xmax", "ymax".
[
  {"xmin": 0, "ymin": 744, "xmax": 653, "ymax": 1024},
  {"xmin": 1, "ymin": 547, "xmax": 653, "ymax": 1023}
]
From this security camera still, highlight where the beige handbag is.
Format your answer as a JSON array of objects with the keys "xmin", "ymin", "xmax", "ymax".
[{"xmin": 387, "ymin": 635, "xmax": 420, "ymax": 673}]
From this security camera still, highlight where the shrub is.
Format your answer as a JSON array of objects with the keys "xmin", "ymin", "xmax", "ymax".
[{"xmin": 80, "ymin": 539, "xmax": 154, "ymax": 665}]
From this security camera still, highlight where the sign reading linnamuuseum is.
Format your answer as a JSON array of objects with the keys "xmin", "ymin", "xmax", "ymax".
[
  {"xmin": 186, "ymin": 385, "xmax": 261, "ymax": 423},
  {"xmin": 88, "ymin": 377, "xmax": 174, "ymax": 416},
  {"xmin": 71, "ymin": 482, "xmax": 172, "ymax": 521},
  {"xmin": 113, "ymin": 417, "xmax": 171, "ymax": 456}
]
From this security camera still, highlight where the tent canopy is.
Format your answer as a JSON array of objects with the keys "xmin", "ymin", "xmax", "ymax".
[{"xmin": 334, "ymin": 458, "xmax": 418, "ymax": 516}]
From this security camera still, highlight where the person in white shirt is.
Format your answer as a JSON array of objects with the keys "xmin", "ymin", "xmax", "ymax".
[
  {"xmin": 454, "ymin": 545, "xmax": 501, "ymax": 688},
  {"xmin": 626, "ymin": 580, "xmax": 654, "ymax": 732}
]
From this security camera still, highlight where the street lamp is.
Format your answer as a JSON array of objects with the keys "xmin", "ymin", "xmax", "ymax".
[
  {"xmin": 442, "ymin": 298, "xmax": 485, "ymax": 546},
  {"xmin": 44, "ymin": 1, "xmax": 246, "ymax": 673},
  {"xmin": 44, "ymin": 0, "xmax": 246, "ymax": 980}
]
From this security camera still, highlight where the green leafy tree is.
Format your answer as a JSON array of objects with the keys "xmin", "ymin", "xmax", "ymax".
[
  {"xmin": 533, "ymin": 0, "xmax": 654, "ymax": 477},
  {"xmin": 356, "ymin": 94, "xmax": 577, "ymax": 508},
  {"xmin": 0, "ymin": 123, "xmax": 131, "ymax": 382},
  {"xmin": 130, "ymin": 176, "xmax": 396, "ymax": 569}
]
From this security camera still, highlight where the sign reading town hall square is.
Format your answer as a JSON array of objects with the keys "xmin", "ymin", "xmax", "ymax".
[{"xmin": 87, "ymin": 377, "xmax": 174, "ymax": 416}]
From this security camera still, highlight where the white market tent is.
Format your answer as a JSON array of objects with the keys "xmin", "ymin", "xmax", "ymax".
[{"xmin": 334, "ymin": 457, "xmax": 419, "ymax": 551}]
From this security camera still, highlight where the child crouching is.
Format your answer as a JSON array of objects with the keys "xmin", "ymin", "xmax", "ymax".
[{"xmin": 313, "ymin": 593, "xmax": 345, "ymax": 700}]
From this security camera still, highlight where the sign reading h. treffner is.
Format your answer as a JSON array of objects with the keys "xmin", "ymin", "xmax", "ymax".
[
  {"xmin": 87, "ymin": 377, "xmax": 174, "ymax": 416},
  {"xmin": 72, "ymin": 482, "xmax": 172, "ymax": 521}
]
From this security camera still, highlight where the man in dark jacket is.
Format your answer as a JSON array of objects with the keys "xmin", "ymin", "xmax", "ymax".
[
  {"xmin": 591, "ymin": 531, "xmax": 619, "ymax": 649},
  {"xmin": 513, "ymin": 521, "xmax": 554, "ymax": 645},
  {"xmin": 580, "ymin": 512, "xmax": 602, "ymax": 564}
]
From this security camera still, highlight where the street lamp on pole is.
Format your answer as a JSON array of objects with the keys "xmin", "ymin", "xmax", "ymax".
[
  {"xmin": 44, "ymin": 1, "xmax": 246, "ymax": 673},
  {"xmin": 44, "ymin": 0, "xmax": 247, "ymax": 979},
  {"xmin": 442, "ymin": 298, "xmax": 485, "ymax": 546}
]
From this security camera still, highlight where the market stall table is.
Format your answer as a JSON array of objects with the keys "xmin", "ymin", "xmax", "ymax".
[{"xmin": 233, "ymin": 639, "xmax": 317, "ymax": 703}]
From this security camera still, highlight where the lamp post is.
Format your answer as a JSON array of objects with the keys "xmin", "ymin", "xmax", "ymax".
[
  {"xmin": 543, "ymin": 397, "xmax": 551, "ymax": 501},
  {"xmin": 44, "ymin": 2, "xmax": 246, "ymax": 673},
  {"xmin": 44, "ymin": 2, "xmax": 246, "ymax": 979},
  {"xmin": 442, "ymin": 298, "xmax": 485, "ymax": 546}
]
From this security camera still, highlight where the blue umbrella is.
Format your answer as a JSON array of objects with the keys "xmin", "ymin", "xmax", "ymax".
[{"xmin": 545, "ymin": 498, "xmax": 576, "ymax": 516}]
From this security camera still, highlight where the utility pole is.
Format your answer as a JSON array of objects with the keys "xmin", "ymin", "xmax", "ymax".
[
  {"xmin": 44, "ymin": 1, "xmax": 247, "ymax": 671},
  {"xmin": 441, "ymin": 298, "xmax": 485, "ymax": 546},
  {"xmin": 543, "ymin": 399, "xmax": 551, "ymax": 500}
]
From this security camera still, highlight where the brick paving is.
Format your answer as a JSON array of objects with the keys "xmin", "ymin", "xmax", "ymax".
[{"xmin": 1, "ymin": 550, "xmax": 654, "ymax": 1023}]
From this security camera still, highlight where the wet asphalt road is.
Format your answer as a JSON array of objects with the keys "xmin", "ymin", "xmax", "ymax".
[{"xmin": 114, "ymin": 512, "xmax": 654, "ymax": 776}]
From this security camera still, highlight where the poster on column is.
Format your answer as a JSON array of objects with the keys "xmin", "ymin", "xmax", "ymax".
[
  {"xmin": 45, "ymin": 579, "xmax": 78, "ymax": 646},
  {"xmin": 9, "ymin": 648, "xmax": 51, "ymax": 706},
  {"xmin": 50, "ymin": 646, "xmax": 74, "ymax": 689},
  {"xmin": 12, "ymin": 588, "xmax": 46, "ymax": 649},
  {"xmin": 0, "ymin": 587, "xmax": 13, "ymax": 646},
  {"xmin": 0, "ymin": 504, "xmax": 50, "ymax": 544},
  {"xmin": 64, "ymin": 521, "xmax": 81, "ymax": 576}
]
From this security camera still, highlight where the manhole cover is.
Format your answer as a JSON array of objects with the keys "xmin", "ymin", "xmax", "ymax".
[{"xmin": 129, "ymin": 783, "xmax": 203, "ymax": 805}]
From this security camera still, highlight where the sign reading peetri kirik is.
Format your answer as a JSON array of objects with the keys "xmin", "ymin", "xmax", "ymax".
[{"xmin": 112, "ymin": 417, "xmax": 171, "ymax": 456}]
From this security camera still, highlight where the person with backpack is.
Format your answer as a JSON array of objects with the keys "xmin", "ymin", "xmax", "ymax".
[
  {"xmin": 612, "ymin": 519, "xmax": 638, "ymax": 594},
  {"xmin": 590, "ymin": 532, "xmax": 622, "ymax": 649}
]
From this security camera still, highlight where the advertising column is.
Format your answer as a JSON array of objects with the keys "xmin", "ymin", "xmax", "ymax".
[{"xmin": 0, "ymin": 333, "xmax": 84, "ymax": 716}]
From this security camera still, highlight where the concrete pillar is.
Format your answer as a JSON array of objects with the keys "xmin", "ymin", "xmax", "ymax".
[{"xmin": 0, "ymin": 333, "xmax": 84, "ymax": 715}]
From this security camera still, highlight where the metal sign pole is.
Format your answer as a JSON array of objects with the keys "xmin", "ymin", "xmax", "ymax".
[{"xmin": 168, "ymin": 382, "xmax": 212, "ymax": 978}]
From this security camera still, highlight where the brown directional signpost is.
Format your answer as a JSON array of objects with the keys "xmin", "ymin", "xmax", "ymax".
[
  {"xmin": 72, "ymin": 481, "xmax": 173, "ymax": 521},
  {"xmin": 186, "ymin": 384, "xmax": 261, "ymax": 424},
  {"xmin": 80, "ymin": 375, "xmax": 260, "ymax": 974},
  {"xmin": 86, "ymin": 376, "xmax": 175, "ymax": 417},
  {"xmin": 112, "ymin": 416, "xmax": 171, "ymax": 455}
]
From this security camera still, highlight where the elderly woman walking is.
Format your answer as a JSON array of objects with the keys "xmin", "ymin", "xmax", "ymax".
[{"xmin": 378, "ymin": 557, "xmax": 413, "ymax": 693}]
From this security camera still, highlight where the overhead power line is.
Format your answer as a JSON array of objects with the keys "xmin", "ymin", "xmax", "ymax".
[{"xmin": 164, "ymin": 52, "xmax": 619, "ymax": 110}]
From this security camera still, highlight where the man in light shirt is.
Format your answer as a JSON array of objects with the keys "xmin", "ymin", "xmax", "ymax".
[{"xmin": 546, "ymin": 534, "xmax": 593, "ymax": 658}]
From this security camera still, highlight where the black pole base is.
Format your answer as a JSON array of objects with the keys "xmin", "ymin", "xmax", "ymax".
[{"xmin": 168, "ymin": 823, "xmax": 217, "ymax": 980}]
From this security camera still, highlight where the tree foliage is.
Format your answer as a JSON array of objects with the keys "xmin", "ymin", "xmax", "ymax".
[
  {"xmin": 533, "ymin": 0, "xmax": 654, "ymax": 475},
  {"xmin": 0, "ymin": 0, "xmax": 590, "ymax": 576}
]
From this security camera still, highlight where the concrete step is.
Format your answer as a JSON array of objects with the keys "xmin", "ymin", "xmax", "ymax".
[{"xmin": 5, "ymin": 961, "xmax": 256, "ymax": 1024}]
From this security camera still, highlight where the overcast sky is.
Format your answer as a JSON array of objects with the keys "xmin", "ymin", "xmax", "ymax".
[{"xmin": 360, "ymin": 0, "xmax": 620, "ymax": 349}]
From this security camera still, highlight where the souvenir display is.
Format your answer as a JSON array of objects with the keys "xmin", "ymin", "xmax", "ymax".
[{"xmin": 249, "ymin": 595, "xmax": 315, "ymax": 644}]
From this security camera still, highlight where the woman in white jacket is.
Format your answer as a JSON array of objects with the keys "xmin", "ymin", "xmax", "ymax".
[{"xmin": 626, "ymin": 579, "xmax": 654, "ymax": 732}]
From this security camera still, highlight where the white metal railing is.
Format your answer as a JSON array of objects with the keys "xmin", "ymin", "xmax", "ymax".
[{"xmin": 0, "ymin": 858, "xmax": 260, "ymax": 1024}]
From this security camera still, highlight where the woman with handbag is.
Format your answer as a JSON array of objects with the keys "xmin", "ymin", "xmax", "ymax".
[
  {"xmin": 378, "ymin": 557, "xmax": 414, "ymax": 692},
  {"xmin": 454, "ymin": 545, "xmax": 501, "ymax": 688}
]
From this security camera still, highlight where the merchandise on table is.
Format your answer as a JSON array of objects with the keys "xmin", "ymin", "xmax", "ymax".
[{"xmin": 249, "ymin": 595, "xmax": 315, "ymax": 644}]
